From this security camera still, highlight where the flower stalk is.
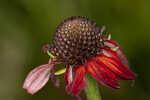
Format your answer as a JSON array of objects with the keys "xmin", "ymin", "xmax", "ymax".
[{"xmin": 84, "ymin": 75, "xmax": 101, "ymax": 100}]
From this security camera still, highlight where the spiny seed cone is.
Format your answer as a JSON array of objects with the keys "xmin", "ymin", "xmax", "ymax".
[{"xmin": 50, "ymin": 16, "xmax": 104, "ymax": 66}]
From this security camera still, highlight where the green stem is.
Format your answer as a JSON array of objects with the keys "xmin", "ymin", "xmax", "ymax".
[{"xmin": 84, "ymin": 75, "xmax": 102, "ymax": 100}]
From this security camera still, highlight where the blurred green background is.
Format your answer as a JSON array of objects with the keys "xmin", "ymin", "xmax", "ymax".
[{"xmin": 0, "ymin": 0, "xmax": 150, "ymax": 100}]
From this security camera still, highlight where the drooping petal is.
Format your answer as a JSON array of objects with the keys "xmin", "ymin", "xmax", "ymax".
[
  {"xmin": 65, "ymin": 65, "xmax": 73, "ymax": 93},
  {"xmin": 97, "ymin": 55, "xmax": 136, "ymax": 80},
  {"xmin": 50, "ymin": 73, "xmax": 60, "ymax": 88},
  {"xmin": 104, "ymin": 40, "xmax": 129, "ymax": 67},
  {"xmin": 23, "ymin": 63, "xmax": 54, "ymax": 94},
  {"xmin": 65, "ymin": 65, "xmax": 86, "ymax": 97},
  {"xmin": 86, "ymin": 59, "xmax": 120, "ymax": 89},
  {"xmin": 71, "ymin": 66, "xmax": 86, "ymax": 95}
]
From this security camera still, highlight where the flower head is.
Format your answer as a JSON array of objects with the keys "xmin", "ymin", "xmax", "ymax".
[{"xmin": 23, "ymin": 16, "xmax": 136, "ymax": 100}]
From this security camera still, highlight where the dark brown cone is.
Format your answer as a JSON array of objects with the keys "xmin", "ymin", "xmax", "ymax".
[{"xmin": 50, "ymin": 16, "xmax": 103, "ymax": 66}]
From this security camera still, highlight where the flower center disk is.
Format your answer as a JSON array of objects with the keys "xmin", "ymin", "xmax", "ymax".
[{"xmin": 50, "ymin": 16, "xmax": 103, "ymax": 66}]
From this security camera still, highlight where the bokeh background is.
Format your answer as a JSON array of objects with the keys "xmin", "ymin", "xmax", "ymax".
[{"xmin": 0, "ymin": 0, "xmax": 150, "ymax": 100}]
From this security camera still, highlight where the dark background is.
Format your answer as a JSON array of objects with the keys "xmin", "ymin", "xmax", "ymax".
[{"xmin": 0, "ymin": 0, "xmax": 150, "ymax": 100}]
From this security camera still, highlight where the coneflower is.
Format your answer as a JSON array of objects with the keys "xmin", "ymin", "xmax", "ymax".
[{"xmin": 23, "ymin": 16, "xmax": 136, "ymax": 100}]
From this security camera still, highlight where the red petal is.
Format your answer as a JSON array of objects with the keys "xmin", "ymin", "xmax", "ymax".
[
  {"xmin": 97, "ymin": 55, "xmax": 136, "ymax": 80},
  {"xmin": 65, "ymin": 65, "xmax": 73, "ymax": 93},
  {"xmin": 104, "ymin": 40, "xmax": 129, "ymax": 67},
  {"xmin": 104, "ymin": 40, "xmax": 118, "ymax": 47},
  {"xmin": 86, "ymin": 59, "xmax": 120, "ymax": 89},
  {"xmin": 102, "ymin": 48, "xmax": 120, "ymax": 61},
  {"xmin": 65, "ymin": 65, "xmax": 86, "ymax": 96},
  {"xmin": 23, "ymin": 63, "xmax": 54, "ymax": 94}
]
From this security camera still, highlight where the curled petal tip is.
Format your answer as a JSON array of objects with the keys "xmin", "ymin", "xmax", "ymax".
[
  {"xmin": 42, "ymin": 44, "xmax": 50, "ymax": 53},
  {"xmin": 104, "ymin": 40, "xmax": 130, "ymax": 67},
  {"xmin": 100, "ymin": 25, "xmax": 106, "ymax": 35},
  {"xmin": 75, "ymin": 95, "xmax": 81, "ymax": 100}
]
